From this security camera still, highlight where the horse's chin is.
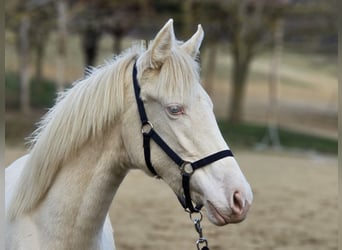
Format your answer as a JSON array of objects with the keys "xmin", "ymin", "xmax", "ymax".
[{"xmin": 204, "ymin": 200, "xmax": 248, "ymax": 226}]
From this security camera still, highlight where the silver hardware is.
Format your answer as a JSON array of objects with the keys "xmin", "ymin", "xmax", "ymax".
[
  {"xmin": 196, "ymin": 238, "xmax": 208, "ymax": 250},
  {"xmin": 194, "ymin": 218, "xmax": 203, "ymax": 238},
  {"xmin": 189, "ymin": 210, "xmax": 203, "ymax": 222},
  {"xmin": 141, "ymin": 121, "xmax": 153, "ymax": 134},
  {"xmin": 180, "ymin": 161, "xmax": 194, "ymax": 176},
  {"xmin": 189, "ymin": 211, "xmax": 209, "ymax": 250}
]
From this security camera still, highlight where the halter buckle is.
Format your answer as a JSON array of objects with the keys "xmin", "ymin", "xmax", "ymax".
[
  {"xmin": 141, "ymin": 121, "xmax": 154, "ymax": 135},
  {"xmin": 180, "ymin": 161, "xmax": 194, "ymax": 176}
]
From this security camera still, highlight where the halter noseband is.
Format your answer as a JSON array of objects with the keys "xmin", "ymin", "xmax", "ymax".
[{"xmin": 132, "ymin": 62, "xmax": 234, "ymax": 213}]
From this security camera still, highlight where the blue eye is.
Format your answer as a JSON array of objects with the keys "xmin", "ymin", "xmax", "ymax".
[{"xmin": 166, "ymin": 104, "xmax": 184, "ymax": 115}]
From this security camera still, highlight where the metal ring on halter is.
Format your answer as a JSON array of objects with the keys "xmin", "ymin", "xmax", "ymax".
[
  {"xmin": 180, "ymin": 161, "xmax": 194, "ymax": 176},
  {"xmin": 141, "ymin": 121, "xmax": 154, "ymax": 135},
  {"xmin": 189, "ymin": 210, "xmax": 203, "ymax": 222}
]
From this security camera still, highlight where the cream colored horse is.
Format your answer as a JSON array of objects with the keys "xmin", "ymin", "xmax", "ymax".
[{"xmin": 5, "ymin": 19, "xmax": 253, "ymax": 250}]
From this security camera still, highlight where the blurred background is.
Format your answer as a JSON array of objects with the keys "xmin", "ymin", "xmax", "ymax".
[
  {"xmin": 5, "ymin": 0, "xmax": 337, "ymax": 148},
  {"xmin": 5, "ymin": 0, "xmax": 338, "ymax": 249}
]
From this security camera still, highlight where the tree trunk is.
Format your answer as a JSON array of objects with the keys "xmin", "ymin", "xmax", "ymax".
[
  {"xmin": 19, "ymin": 15, "xmax": 31, "ymax": 115},
  {"xmin": 227, "ymin": 1, "xmax": 252, "ymax": 124},
  {"xmin": 34, "ymin": 37, "xmax": 46, "ymax": 99},
  {"xmin": 56, "ymin": 0, "xmax": 67, "ymax": 92},
  {"xmin": 35, "ymin": 44, "xmax": 44, "ymax": 82},
  {"xmin": 113, "ymin": 33, "xmax": 122, "ymax": 55},
  {"xmin": 204, "ymin": 44, "xmax": 218, "ymax": 96},
  {"xmin": 182, "ymin": 0, "xmax": 194, "ymax": 38},
  {"xmin": 262, "ymin": 18, "xmax": 283, "ymax": 147},
  {"xmin": 228, "ymin": 54, "xmax": 250, "ymax": 123},
  {"xmin": 82, "ymin": 27, "xmax": 100, "ymax": 68}
]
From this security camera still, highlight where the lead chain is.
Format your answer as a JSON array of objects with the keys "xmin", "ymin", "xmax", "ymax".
[{"xmin": 190, "ymin": 212, "xmax": 210, "ymax": 250}]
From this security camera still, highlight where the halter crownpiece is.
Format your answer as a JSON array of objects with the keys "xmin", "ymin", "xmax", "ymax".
[{"xmin": 132, "ymin": 62, "xmax": 234, "ymax": 213}]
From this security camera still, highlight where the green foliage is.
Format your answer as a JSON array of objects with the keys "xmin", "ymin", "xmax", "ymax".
[
  {"xmin": 5, "ymin": 72, "xmax": 57, "ymax": 109},
  {"xmin": 218, "ymin": 121, "xmax": 337, "ymax": 155},
  {"xmin": 30, "ymin": 77, "xmax": 57, "ymax": 108},
  {"xmin": 5, "ymin": 72, "xmax": 20, "ymax": 109}
]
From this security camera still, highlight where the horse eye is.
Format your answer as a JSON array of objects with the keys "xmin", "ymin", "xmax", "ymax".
[{"xmin": 166, "ymin": 104, "xmax": 184, "ymax": 115}]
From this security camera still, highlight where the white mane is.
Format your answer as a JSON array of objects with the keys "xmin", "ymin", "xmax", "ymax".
[
  {"xmin": 8, "ymin": 46, "xmax": 142, "ymax": 219},
  {"xmin": 8, "ymin": 40, "xmax": 201, "ymax": 220}
]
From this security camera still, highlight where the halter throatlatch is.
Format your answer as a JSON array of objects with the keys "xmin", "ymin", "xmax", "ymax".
[{"xmin": 132, "ymin": 62, "xmax": 234, "ymax": 213}]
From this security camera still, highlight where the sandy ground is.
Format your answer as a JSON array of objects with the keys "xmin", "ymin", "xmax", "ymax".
[{"xmin": 5, "ymin": 146, "xmax": 337, "ymax": 250}]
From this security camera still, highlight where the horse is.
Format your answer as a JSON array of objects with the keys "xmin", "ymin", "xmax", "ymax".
[{"xmin": 5, "ymin": 19, "xmax": 253, "ymax": 250}]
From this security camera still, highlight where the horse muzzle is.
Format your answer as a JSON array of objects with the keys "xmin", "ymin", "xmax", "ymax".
[{"xmin": 205, "ymin": 191, "xmax": 252, "ymax": 226}]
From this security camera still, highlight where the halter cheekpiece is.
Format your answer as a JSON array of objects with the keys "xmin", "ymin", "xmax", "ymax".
[{"xmin": 132, "ymin": 62, "xmax": 234, "ymax": 213}]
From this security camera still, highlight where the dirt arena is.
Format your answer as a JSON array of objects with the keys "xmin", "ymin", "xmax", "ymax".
[{"xmin": 5, "ymin": 146, "xmax": 337, "ymax": 250}]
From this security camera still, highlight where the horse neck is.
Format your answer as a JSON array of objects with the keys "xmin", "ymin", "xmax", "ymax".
[{"xmin": 34, "ymin": 124, "xmax": 129, "ymax": 249}]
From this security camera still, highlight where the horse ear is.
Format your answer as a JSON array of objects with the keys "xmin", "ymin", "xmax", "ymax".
[
  {"xmin": 181, "ymin": 24, "xmax": 204, "ymax": 58},
  {"xmin": 149, "ymin": 19, "xmax": 175, "ymax": 68}
]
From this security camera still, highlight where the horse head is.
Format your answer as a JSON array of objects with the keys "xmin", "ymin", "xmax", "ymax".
[{"xmin": 122, "ymin": 19, "xmax": 253, "ymax": 226}]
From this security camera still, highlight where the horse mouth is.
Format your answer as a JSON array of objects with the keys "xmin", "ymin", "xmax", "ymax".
[
  {"xmin": 205, "ymin": 201, "xmax": 230, "ymax": 226},
  {"xmin": 205, "ymin": 200, "xmax": 248, "ymax": 226}
]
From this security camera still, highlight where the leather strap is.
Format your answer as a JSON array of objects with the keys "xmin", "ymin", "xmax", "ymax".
[{"xmin": 132, "ymin": 62, "xmax": 234, "ymax": 213}]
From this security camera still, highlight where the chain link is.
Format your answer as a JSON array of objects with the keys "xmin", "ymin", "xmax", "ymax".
[{"xmin": 189, "ymin": 211, "xmax": 210, "ymax": 250}]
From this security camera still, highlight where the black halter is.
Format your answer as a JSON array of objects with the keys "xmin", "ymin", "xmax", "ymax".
[{"xmin": 132, "ymin": 62, "xmax": 234, "ymax": 213}]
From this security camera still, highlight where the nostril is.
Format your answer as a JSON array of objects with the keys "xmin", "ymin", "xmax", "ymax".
[{"xmin": 232, "ymin": 191, "xmax": 244, "ymax": 215}]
